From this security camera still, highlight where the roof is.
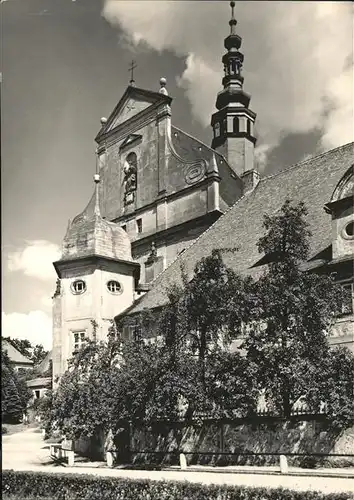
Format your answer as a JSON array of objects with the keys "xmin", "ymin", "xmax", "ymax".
[
  {"xmin": 26, "ymin": 377, "xmax": 52, "ymax": 389},
  {"xmin": 124, "ymin": 142, "xmax": 353, "ymax": 316},
  {"xmin": 2, "ymin": 340, "xmax": 34, "ymax": 366},
  {"xmin": 58, "ymin": 183, "xmax": 133, "ymax": 264},
  {"xmin": 37, "ymin": 350, "xmax": 52, "ymax": 374}
]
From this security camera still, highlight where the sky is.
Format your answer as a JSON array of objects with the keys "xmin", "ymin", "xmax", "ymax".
[{"xmin": 1, "ymin": 0, "xmax": 353, "ymax": 350}]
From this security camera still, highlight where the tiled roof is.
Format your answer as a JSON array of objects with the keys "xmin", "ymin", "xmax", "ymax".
[
  {"xmin": 2, "ymin": 340, "xmax": 34, "ymax": 365},
  {"xmin": 125, "ymin": 142, "xmax": 353, "ymax": 316},
  {"xmin": 59, "ymin": 187, "xmax": 133, "ymax": 263}
]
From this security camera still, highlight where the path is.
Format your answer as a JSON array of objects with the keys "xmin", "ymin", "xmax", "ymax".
[{"xmin": 2, "ymin": 427, "xmax": 354, "ymax": 495}]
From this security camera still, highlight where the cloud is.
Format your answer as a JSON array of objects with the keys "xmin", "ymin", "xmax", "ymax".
[
  {"xmin": 7, "ymin": 240, "xmax": 61, "ymax": 281},
  {"xmin": 2, "ymin": 310, "xmax": 52, "ymax": 350},
  {"xmin": 103, "ymin": 1, "xmax": 353, "ymax": 162}
]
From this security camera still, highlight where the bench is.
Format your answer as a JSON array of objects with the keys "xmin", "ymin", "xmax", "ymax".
[{"xmin": 50, "ymin": 441, "xmax": 75, "ymax": 466}]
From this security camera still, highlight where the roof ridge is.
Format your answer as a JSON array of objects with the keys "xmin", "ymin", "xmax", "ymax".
[
  {"xmin": 261, "ymin": 142, "xmax": 354, "ymax": 183},
  {"xmin": 149, "ymin": 186, "xmax": 259, "ymax": 287}
]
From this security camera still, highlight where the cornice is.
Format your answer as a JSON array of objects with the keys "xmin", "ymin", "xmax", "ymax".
[{"xmin": 112, "ymin": 175, "xmax": 220, "ymax": 224}]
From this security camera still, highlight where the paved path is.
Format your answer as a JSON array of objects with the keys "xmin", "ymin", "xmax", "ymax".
[{"xmin": 2, "ymin": 428, "xmax": 354, "ymax": 496}]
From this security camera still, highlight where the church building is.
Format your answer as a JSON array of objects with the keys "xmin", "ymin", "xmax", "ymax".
[{"xmin": 52, "ymin": 2, "xmax": 354, "ymax": 383}]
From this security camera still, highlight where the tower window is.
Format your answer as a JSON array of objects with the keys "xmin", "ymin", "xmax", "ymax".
[
  {"xmin": 247, "ymin": 119, "xmax": 252, "ymax": 136},
  {"xmin": 214, "ymin": 122, "xmax": 220, "ymax": 138},
  {"xmin": 136, "ymin": 218, "xmax": 142, "ymax": 233},
  {"xmin": 233, "ymin": 117, "xmax": 240, "ymax": 133},
  {"xmin": 223, "ymin": 118, "xmax": 227, "ymax": 133},
  {"xmin": 73, "ymin": 330, "xmax": 87, "ymax": 352},
  {"xmin": 71, "ymin": 279, "xmax": 86, "ymax": 295},
  {"xmin": 107, "ymin": 280, "xmax": 122, "ymax": 294}
]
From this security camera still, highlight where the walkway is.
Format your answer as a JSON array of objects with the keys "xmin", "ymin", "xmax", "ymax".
[{"xmin": 2, "ymin": 427, "xmax": 354, "ymax": 495}]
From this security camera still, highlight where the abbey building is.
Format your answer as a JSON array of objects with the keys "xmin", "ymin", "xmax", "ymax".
[{"xmin": 51, "ymin": 2, "xmax": 354, "ymax": 383}]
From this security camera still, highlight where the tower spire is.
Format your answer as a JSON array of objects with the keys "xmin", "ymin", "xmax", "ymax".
[{"xmin": 210, "ymin": 0, "xmax": 257, "ymax": 178}]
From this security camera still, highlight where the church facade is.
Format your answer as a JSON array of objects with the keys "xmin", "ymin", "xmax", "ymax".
[{"xmin": 51, "ymin": 3, "xmax": 354, "ymax": 384}]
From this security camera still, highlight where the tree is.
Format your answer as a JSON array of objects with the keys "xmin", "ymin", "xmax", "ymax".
[
  {"xmin": 243, "ymin": 200, "xmax": 349, "ymax": 419},
  {"xmin": 1, "ymin": 349, "xmax": 31, "ymax": 423},
  {"xmin": 31, "ymin": 344, "xmax": 48, "ymax": 366}
]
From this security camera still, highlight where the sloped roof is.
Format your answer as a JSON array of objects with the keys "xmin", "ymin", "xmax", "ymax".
[
  {"xmin": 37, "ymin": 350, "xmax": 52, "ymax": 374},
  {"xmin": 57, "ymin": 184, "xmax": 134, "ymax": 264},
  {"xmin": 124, "ymin": 142, "xmax": 353, "ymax": 316},
  {"xmin": 2, "ymin": 340, "xmax": 34, "ymax": 366},
  {"xmin": 26, "ymin": 377, "xmax": 51, "ymax": 389}
]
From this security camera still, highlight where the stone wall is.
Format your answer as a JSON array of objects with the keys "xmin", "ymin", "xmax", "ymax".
[{"xmin": 129, "ymin": 417, "xmax": 354, "ymax": 467}]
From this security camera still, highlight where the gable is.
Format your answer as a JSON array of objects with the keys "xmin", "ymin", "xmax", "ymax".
[
  {"xmin": 107, "ymin": 96, "xmax": 152, "ymax": 132},
  {"xmin": 97, "ymin": 86, "xmax": 172, "ymax": 140}
]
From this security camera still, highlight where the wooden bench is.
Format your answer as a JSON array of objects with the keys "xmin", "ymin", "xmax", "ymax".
[{"xmin": 50, "ymin": 441, "xmax": 75, "ymax": 466}]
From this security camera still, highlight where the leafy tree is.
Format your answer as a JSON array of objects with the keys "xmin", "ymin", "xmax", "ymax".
[
  {"xmin": 1, "ymin": 349, "xmax": 31, "ymax": 423},
  {"xmin": 31, "ymin": 344, "xmax": 49, "ymax": 366},
  {"xmin": 306, "ymin": 346, "xmax": 354, "ymax": 429},
  {"xmin": 243, "ymin": 200, "xmax": 349, "ymax": 419}
]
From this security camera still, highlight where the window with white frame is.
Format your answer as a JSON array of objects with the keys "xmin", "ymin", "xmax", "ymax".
[
  {"xmin": 71, "ymin": 279, "xmax": 86, "ymax": 295},
  {"xmin": 107, "ymin": 280, "xmax": 122, "ymax": 294},
  {"xmin": 73, "ymin": 330, "xmax": 87, "ymax": 352}
]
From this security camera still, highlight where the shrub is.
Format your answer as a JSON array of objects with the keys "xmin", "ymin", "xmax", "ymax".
[
  {"xmin": 2, "ymin": 426, "xmax": 8, "ymax": 435},
  {"xmin": 2, "ymin": 470, "xmax": 353, "ymax": 500}
]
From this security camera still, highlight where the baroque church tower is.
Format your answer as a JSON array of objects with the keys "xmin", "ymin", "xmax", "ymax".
[
  {"xmin": 211, "ymin": 1, "xmax": 257, "ymax": 180},
  {"xmin": 52, "ymin": 166, "xmax": 138, "ymax": 383}
]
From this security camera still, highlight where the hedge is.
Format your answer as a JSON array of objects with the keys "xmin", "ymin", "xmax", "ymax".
[{"xmin": 2, "ymin": 470, "xmax": 353, "ymax": 500}]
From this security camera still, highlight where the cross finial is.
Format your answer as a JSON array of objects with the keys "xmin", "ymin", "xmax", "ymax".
[
  {"xmin": 229, "ymin": 1, "xmax": 237, "ymax": 35},
  {"xmin": 128, "ymin": 60, "xmax": 137, "ymax": 86}
]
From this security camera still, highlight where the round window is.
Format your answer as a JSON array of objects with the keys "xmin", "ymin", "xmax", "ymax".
[
  {"xmin": 107, "ymin": 280, "xmax": 122, "ymax": 294},
  {"xmin": 343, "ymin": 221, "xmax": 354, "ymax": 239},
  {"xmin": 71, "ymin": 279, "xmax": 86, "ymax": 295}
]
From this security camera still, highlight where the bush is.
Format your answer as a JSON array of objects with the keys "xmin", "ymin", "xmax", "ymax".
[
  {"xmin": 2, "ymin": 426, "xmax": 8, "ymax": 435},
  {"xmin": 2, "ymin": 470, "xmax": 353, "ymax": 500}
]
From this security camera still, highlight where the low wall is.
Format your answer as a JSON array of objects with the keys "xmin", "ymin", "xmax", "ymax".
[
  {"xmin": 130, "ymin": 416, "xmax": 354, "ymax": 467},
  {"xmin": 72, "ymin": 416, "xmax": 354, "ymax": 467}
]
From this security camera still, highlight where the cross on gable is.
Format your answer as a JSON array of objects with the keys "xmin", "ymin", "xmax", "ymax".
[{"xmin": 128, "ymin": 60, "xmax": 137, "ymax": 85}]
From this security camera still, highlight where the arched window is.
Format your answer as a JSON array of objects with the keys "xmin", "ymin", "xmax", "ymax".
[
  {"xmin": 247, "ymin": 120, "xmax": 252, "ymax": 136},
  {"xmin": 214, "ymin": 122, "xmax": 220, "ymax": 138},
  {"xmin": 233, "ymin": 117, "xmax": 239, "ymax": 134}
]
